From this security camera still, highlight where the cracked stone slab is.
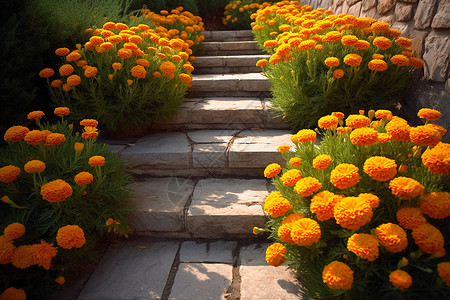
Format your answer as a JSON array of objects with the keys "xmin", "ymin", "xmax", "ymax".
[
  {"xmin": 192, "ymin": 143, "xmax": 228, "ymax": 168},
  {"xmin": 128, "ymin": 178, "xmax": 195, "ymax": 232},
  {"xmin": 179, "ymin": 240, "xmax": 237, "ymax": 263},
  {"xmin": 168, "ymin": 263, "xmax": 233, "ymax": 300},
  {"xmin": 78, "ymin": 239, "xmax": 179, "ymax": 300},
  {"xmin": 240, "ymin": 244, "xmax": 302, "ymax": 300},
  {"xmin": 187, "ymin": 129, "xmax": 238, "ymax": 144},
  {"xmin": 186, "ymin": 178, "xmax": 268, "ymax": 237}
]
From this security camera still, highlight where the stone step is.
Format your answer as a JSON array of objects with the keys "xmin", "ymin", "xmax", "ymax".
[
  {"xmin": 150, "ymin": 97, "xmax": 288, "ymax": 131},
  {"xmin": 116, "ymin": 129, "xmax": 293, "ymax": 177},
  {"xmin": 72, "ymin": 238, "xmax": 301, "ymax": 300},
  {"xmin": 188, "ymin": 73, "xmax": 270, "ymax": 98},
  {"xmin": 198, "ymin": 41, "xmax": 262, "ymax": 56},
  {"xmin": 202, "ymin": 30, "xmax": 255, "ymax": 42},
  {"xmin": 193, "ymin": 55, "xmax": 269, "ymax": 74}
]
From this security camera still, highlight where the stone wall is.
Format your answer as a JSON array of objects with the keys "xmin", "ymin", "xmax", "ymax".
[{"xmin": 302, "ymin": 0, "xmax": 450, "ymax": 141}]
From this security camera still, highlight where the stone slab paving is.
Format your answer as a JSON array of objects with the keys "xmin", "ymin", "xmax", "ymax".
[
  {"xmin": 194, "ymin": 55, "xmax": 270, "ymax": 68},
  {"xmin": 190, "ymin": 73, "xmax": 270, "ymax": 92},
  {"xmin": 192, "ymin": 143, "xmax": 228, "ymax": 168},
  {"xmin": 202, "ymin": 30, "xmax": 254, "ymax": 42},
  {"xmin": 187, "ymin": 129, "xmax": 237, "ymax": 144},
  {"xmin": 179, "ymin": 241, "xmax": 237, "ymax": 263}
]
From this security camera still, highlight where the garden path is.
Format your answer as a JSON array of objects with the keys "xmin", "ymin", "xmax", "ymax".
[{"xmin": 53, "ymin": 30, "xmax": 302, "ymax": 300}]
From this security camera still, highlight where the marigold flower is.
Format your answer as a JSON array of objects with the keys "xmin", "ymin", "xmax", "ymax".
[
  {"xmin": 396, "ymin": 207, "xmax": 426, "ymax": 229},
  {"xmin": 375, "ymin": 223, "xmax": 408, "ymax": 253},
  {"xmin": 333, "ymin": 69, "xmax": 344, "ymax": 79},
  {"xmin": 349, "ymin": 128, "xmax": 378, "ymax": 146},
  {"xmin": 312, "ymin": 155, "xmax": 332, "ymax": 170},
  {"xmin": 368, "ymin": 59, "xmax": 388, "ymax": 72},
  {"xmin": 363, "ymin": 156, "xmax": 397, "ymax": 181},
  {"xmin": 55, "ymin": 276, "xmax": 65, "ymax": 285},
  {"xmin": 30, "ymin": 240, "xmax": 58, "ymax": 270},
  {"xmin": 389, "ymin": 177, "xmax": 424, "ymax": 200},
  {"xmin": 290, "ymin": 218, "xmax": 321, "ymax": 246},
  {"xmin": 160, "ymin": 61, "xmax": 176, "ymax": 74},
  {"xmin": 330, "ymin": 163, "xmax": 359, "ymax": 189},
  {"xmin": 0, "ymin": 236, "xmax": 15, "ymax": 264},
  {"xmin": 11, "ymin": 245, "xmax": 34, "ymax": 269},
  {"xmin": 385, "ymin": 118, "xmax": 411, "ymax": 142},
  {"xmin": 419, "ymin": 192, "xmax": 450, "ymax": 219},
  {"xmin": 74, "ymin": 172, "xmax": 94, "ymax": 186},
  {"xmin": 318, "ymin": 115, "xmax": 338, "ymax": 129},
  {"xmin": 343, "ymin": 54, "xmax": 362, "ymax": 67},
  {"xmin": 374, "ymin": 109, "xmax": 392, "ymax": 119},
  {"xmin": 256, "ymin": 59, "xmax": 267, "ymax": 67},
  {"xmin": 289, "ymin": 157, "xmax": 302, "ymax": 167},
  {"xmin": 130, "ymin": 65, "xmax": 146, "ymax": 79},
  {"xmin": 79, "ymin": 119, "xmax": 98, "ymax": 128},
  {"xmin": 59, "ymin": 64, "xmax": 74, "ymax": 76},
  {"xmin": 179, "ymin": 73, "xmax": 192, "ymax": 84},
  {"xmin": 106, "ymin": 218, "xmax": 114, "ymax": 226},
  {"xmin": 310, "ymin": 191, "xmax": 341, "ymax": 221},
  {"xmin": 322, "ymin": 261, "xmax": 353, "ymax": 290},
  {"xmin": 373, "ymin": 36, "xmax": 392, "ymax": 50},
  {"xmin": 371, "ymin": 21, "xmax": 389, "ymax": 31},
  {"xmin": 56, "ymin": 225, "xmax": 86, "ymax": 249},
  {"xmin": 265, "ymin": 243, "xmax": 286, "ymax": 267},
  {"xmin": 88, "ymin": 155, "xmax": 105, "ymax": 166},
  {"xmin": 277, "ymin": 214, "xmax": 304, "ymax": 244},
  {"xmin": 40, "ymin": 179, "xmax": 73, "ymax": 203},
  {"xmin": 409, "ymin": 57, "xmax": 424, "ymax": 69},
  {"xmin": 83, "ymin": 66, "xmax": 97, "ymax": 78},
  {"xmin": 334, "ymin": 197, "xmax": 372, "ymax": 230},
  {"xmin": 4, "ymin": 126, "xmax": 29, "ymax": 142},
  {"xmin": 0, "ymin": 287, "xmax": 26, "ymax": 300},
  {"xmin": 294, "ymin": 177, "xmax": 322, "ymax": 197},
  {"xmin": 4, "ymin": 223, "xmax": 25, "ymax": 240},
  {"xmin": 412, "ymin": 223, "xmax": 444, "ymax": 254},
  {"xmin": 389, "ymin": 270, "xmax": 412, "ymax": 291},
  {"xmin": 264, "ymin": 191, "xmax": 292, "ymax": 217},
  {"xmin": 323, "ymin": 31, "xmax": 342, "ymax": 42},
  {"xmin": 112, "ymin": 62, "xmax": 122, "ymax": 71},
  {"xmin": 391, "ymin": 55, "xmax": 409, "ymax": 66},
  {"xmin": 54, "ymin": 107, "xmax": 70, "ymax": 117},
  {"xmin": 0, "ymin": 165, "xmax": 20, "ymax": 183},
  {"xmin": 347, "ymin": 233, "xmax": 379, "ymax": 261},
  {"xmin": 410, "ymin": 125, "xmax": 441, "ymax": 147},
  {"xmin": 24, "ymin": 160, "xmax": 46, "ymax": 174},
  {"xmin": 127, "ymin": 79, "xmax": 133, "ymax": 85},
  {"xmin": 421, "ymin": 142, "xmax": 450, "ymax": 175},
  {"xmin": 277, "ymin": 145, "xmax": 290, "ymax": 154},
  {"xmin": 345, "ymin": 114, "xmax": 370, "ymax": 129},
  {"xmin": 417, "ymin": 108, "xmax": 441, "ymax": 121},
  {"xmin": 26, "ymin": 111, "xmax": 44, "ymax": 121},
  {"xmin": 39, "ymin": 68, "xmax": 55, "ymax": 79},
  {"xmin": 296, "ymin": 129, "xmax": 316, "ymax": 143},
  {"xmin": 45, "ymin": 133, "xmax": 66, "ymax": 145},
  {"xmin": 264, "ymin": 163, "xmax": 281, "ymax": 178},
  {"xmin": 395, "ymin": 37, "xmax": 412, "ymax": 48},
  {"xmin": 55, "ymin": 47, "xmax": 70, "ymax": 56},
  {"xmin": 118, "ymin": 48, "xmax": 132, "ymax": 59},
  {"xmin": 82, "ymin": 126, "xmax": 98, "ymax": 139},
  {"xmin": 354, "ymin": 40, "xmax": 370, "ymax": 50},
  {"xmin": 279, "ymin": 168, "xmax": 302, "ymax": 186},
  {"xmin": 437, "ymin": 262, "xmax": 450, "ymax": 286},
  {"xmin": 65, "ymin": 74, "xmax": 80, "ymax": 87},
  {"xmin": 66, "ymin": 51, "xmax": 82, "ymax": 61}
]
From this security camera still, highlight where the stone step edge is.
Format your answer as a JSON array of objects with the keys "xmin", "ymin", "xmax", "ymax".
[{"xmin": 193, "ymin": 55, "xmax": 269, "ymax": 68}]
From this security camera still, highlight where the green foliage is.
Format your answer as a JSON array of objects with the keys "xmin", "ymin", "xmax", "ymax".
[
  {"xmin": 198, "ymin": 0, "xmax": 229, "ymax": 17},
  {"xmin": 223, "ymin": 0, "xmax": 272, "ymax": 30},
  {"xmin": 131, "ymin": 0, "xmax": 199, "ymax": 15},
  {"xmin": 259, "ymin": 110, "xmax": 450, "ymax": 299},
  {"xmin": 0, "ymin": 112, "xmax": 133, "ymax": 298}
]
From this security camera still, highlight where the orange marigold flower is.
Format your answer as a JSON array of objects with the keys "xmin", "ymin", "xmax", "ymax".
[
  {"xmin": 330, "ymin": 163, "xmax": 359, "ymax": 189},
  {"xmin": 375, "ymin": 223, "xmax": 408, "ymax": 253},
  {"xmin": 290, "ymin": 218, "xmax": 321, "ymax": 246},
  {"xmin": 334, "ymin": 197, "xmax": 372, "ymax": 230},
  {"xmin": 74, "ymin": 142, "xmax": 84, "ymax": 153},
  {"xmin": 313, "ymin": 155, "xmax": 332, "ymax": 170},
  {"xmin": 278, "ymin": 214, "xmax": 305, "ymax": 244},
  {"xmin": 84, "ymin": 66, "xmax": 98, "ymax": 78},
  {"xmin": 323, "ymin": 31, "xmax": 342, "ymax": 42},
  {"xmin": 343, "ymin": 54, "xmax": 362, "ymax": 67},
  {"xmin": 347, "ymin": 233, "xmax": 379, "ymax": 261},
  {"xmin": 389, "ymin": 270, "xmax": 412, "ymax": 291},
  {"xmin": 310, "ymin": 191, "xmax": 341, "ymax": 221},
  {"xmin": 55, "ymin": 47, "xmax": 70, "ymax": 56},
  {"xmin": 112, "ymin": 62, "xmax": 122, "ymax": 71},
  {"xmin": 395, "ymin": 37, "xmax": 412, "ymax": 48},
  {"xmin": 118, "ymin": 48, "xmax": 132, "ymax": 59},
  {"xmin": 389, "ymin": 177, "xmax": 424, "ymax": 200},
  {"xmin": 54, "ymin": 107, "xmax": 70, "ymax": 117},
  {"xmin": 421, "ymin": 142, "xmax": 450, "ymax": 175},
  {"xmin": 420, "ymin": 192, "xmax": 450, "ymax": 219},
  {"xmin": 417, "ymin": 108, "xmax": 441, "ymax": 121},
  {"xmin": 135, "ymin": 59, "xmax": 150, "ymax": 68},
  {"xmin": 0, "ymin": 287, "xmax": 26, "ymax": 300},
  {"xmin": 363, "ymin": 156, "xmax": 397, "ymax": 181},
  {"xmin": 296, "ymin": 129, "xmax": 316, "ymax": 143},
  {"xmin": 4, "ymin": 223, "xmax": 25, "ymax": 240},
  {"xmin": 27, "ymin": 110, "xmax": 45, "ymax": 120},
  {"xmin": 333, "ymin": 69, "xmax": 344, "ymax": 79},
  {"xmin": 368, "ymin": 59, "xmax": 388, "ymax": 72},
  {"xmin": 30, "ymin": 240, "xmax": 58, "ymax": 270},
  {"xmin": 412, "ymin": 223, "xmax": 444, "ymax": 254},
  {"xmin": 4, "ymin": 126, "xmax": 29, "ymax": 142},
  {"xmin": 345, "ymin": 114, "xmax": 370, "ymax": 129},
  {"xmin": 350, "ymin": 128, "xmax": 379, "ymax": 146},
  {"xmin": 0, "ymin": 165, "xmax": 20, "ymax": 183},
  {"xmin": 50, "ymin": 79, "xmax": 63, "ymax": 88},
  {"xmin": 265, "ymin": 243, "xmax": 286, "ymax": 267},
  {"xmin": 373, "ymin": 36, "xmax": 392, "ymax": 50},
  {"xmin": 358, "ymin": 193, "xmax": 380, "ymax": 209},
  {"xmin": 341, "ymin": 35, "xmax": 359, "ymax": 46},
  {"xmin": 410, "ymin": 125, "xmax": 442, "ymax": 147},
  {"xmin": 264, "ymin": 40, "xmax": 278, "ymax": 47},
  {"xmin": 396, "ymin": 207, "xmax": 426, "ymax": 229},
  {"xmin": 38, "ymin": 67, "xmax": 55, "ymax": 79},
  {"xmin": 129, "ymin": 35, "xmax": 143, "ymax": 44},
  {"xmin": 24, "ymin": 130, "xmax": 46, "ymax": 145},
  {"xmin": 354, "ymin": 40, "xmax": 370, "ymax": 50},
  {"xmin": 322, "ymin": 261, "xmax": 353, "ymax": 290},
  {"xmin": 371, "ymin": 21, "xmax": 389, "ymax": 31},
  {"xmin": 318, "ymin": 115, "xmax": 338, "ymax": 129},
  {"xmin": 409, "ymin": 57, "xmax": 424, "ymax": 69},
  {"xmin": 152, "ymin": 71, "xmax": 161, "ymax": 78},
  {"xmin": 385, "ymin": 117, "xmax": 411, "ymax": 142},
  {"xmin": 390, "ymin": 55, "xmax": 409, "ymax": 66},
  {"xmin": 46, "ymin": 133, "xmax": 66, "ymax": 145},
  {"xmin": 56, "ymin": 225, "xmax": 86, "ymax": 249},
  {"xmin": 24, "ymin": 160, "xmax": 46, "ymax": 174},
  {"xmin": 82, "ymin": 126, "xmax": 98, "ymax": 139},
  {"xmin": 374, "ymin": 109, "xmax": 393, "ymax": 119},
  {"xmin": 106, "ymin": 218, "xmax": 114, "ymax": 226},
  {"xmin": 179, "ymin": 73, "xmax": 192, "ymax": 84},
  {"xmin": 11, "ymin": 245, "xmax": 34, "ymax": 269},
  {"xmin": 294, "ymin": 177, "xmax": 322, "ymax": 197},
  {"xmin": 280, "ymin": 169, "xmax": 303, "ymax": 186},
  {"xmin": 40, "ymin": 179, "xmax": 73, "ymax": 203},
  {"xmin": 264, "ymin": 191, "xmax": 292, "ymax": 217},
  {"xmin": 74, "ymin": 172, "xmax": 94, "ymax": 186},
  {"xmin": 183, "ymin": 64, "xmax": 194, "ymax": 72},
  {"xmin": 277, "ymin": 145, "xmax": 290, "ymax": 153},
  {"xmin": 264, "ymin": 163, "xmax": 281, "ymax": 178},
  {"xmin": 80, "ymin": 119, "xmax": 98, "ymax": 128},
  {"xmin": 131, "ymin": 65, "xmax": 146, "ymax": 78},
  {"xmin": 88, "ymin": 155, "xmax": 105, "ymax": 166},
  {"xmin": 160, "ymin": 61, "xmax": 176, "ymax": 75},
  {"xmin": 437, "ymin": 262, "xmax": 450, "ymax": 286},
  {"xmin": 59, "ymin": 64, "xmax": 74, "ymax": 76},
  {"xmin": 256, "ymin": 59, "xmax": 267, "ymax": 67},
  {"xmin": 289, "ymin": 157, "xmax": 302, "ymax": 167},
  {"xmin": 66, "ymin": 74, "xmax": 81, "ymax": 87},
  {"xmin": 378, "ymin": 133, "xmax": 392, "ymax": 144},
  {"xmin": 333, "ymin": 112, "xmax": 345, "ymax": 119},
  {"xmin": 55, "ymin": 276, "xmax": 65, "ymax": 285},
  {"xmin": 0, "ymin": 235, "xmax": 15, "ymax": 264},
  {"xmin": 372, "ymin": 54, "xmax": 384, "ymax": 60},
  {"xmin": 66, "ymin": 51, "xmax": 81, "ymax": 62}
]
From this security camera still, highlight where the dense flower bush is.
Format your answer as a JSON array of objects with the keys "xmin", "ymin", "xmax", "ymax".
[
  {"xmin": 251, "ymin": 1, "xmax": 424, "ymax": 131},
  {"xmin": 0, "ymin": 109, "xmax": 132, "ymax": 298},
  {"xmin": 256, "ymin": 108, "xmax": 449, "ymax": 299},
  {"xmin": 223, "ymin": 0, "xmax": 272, "ymax": 29}
]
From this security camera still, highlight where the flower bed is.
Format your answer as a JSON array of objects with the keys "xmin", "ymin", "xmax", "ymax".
[{"xmin": 256, "ymin": 108, "xmax": 449, "ymax": 299}]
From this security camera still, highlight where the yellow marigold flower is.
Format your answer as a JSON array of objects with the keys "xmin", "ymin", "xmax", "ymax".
[
  {"xmin": 385, "ymin": 117, "xmax": 410, "ymax": 142},
  {"xmin": 277, "ymin": 145, "xmax": 290, "ymax": 153},
  {"xmin": 343, "ymin": 54, "xmax": 362, "ymax": 67},
  {"xmin": 345, "ymin": 114, "xmax": 370, "ymax": 129},
  {"xmin": 82, "ymin": 126, "xmax": 98, "ymax": 139},
  {"xmin": 374, "ymin": 109, "xmax": 392, "ymax": 119},
  {"xmin": 27, "ymin": 110, "xmax": 45, "ymax": 120},
  {"xmin": 66, "ymin": 51, "xmax": 81, "ymax": 61},
  {"xmin": 46, "ymin": 133, "xmax": 66, "ymax": 145},
  {"xmin": 373, "ymin": 36, "xmax": 392, "ymax": 50},
  {"xmin": 264, "ymin": 163, "xmax": 281, "ymax": 178},
  {"xmin": 66, "ymin": 74, "xmax": 81, "ymax": 87},
  {"xmin": 0, "ymin": 165, "xmax": 20, "ymax": 183},
  {"xmin": 323, "ymin": 31, "xmax": 342, "ymax": 42},
  {"xmin": 24, "ymin": 160, "xmax": 45, "ymax": 174},
  {"xmin": 389, "ymin": 270, "xmax": 412, "ymax": 291},
  {"xmin": 350, "ymin": 128, "xmax": 378, "ymax": 146},
  {"xmin": 363, "ymin": 156, "xmax": 397, "ymax": 181},
  {"xmin": 160, "ymin": 61, "xmax": 176, "ymax": 75},
  {"xmin": 375, "ymin": 223, "xmax": 408, "ymax": 252},
  {"xmin": 54, "ymin": 107, "xmax": 70, "ymax": 117},
  {"xmin": 358, "ymin": 193, "xmax": 379, "ymax": 209},
  {"xmin": 0, "ymin": 287, "xmax": 26, "ymax": 300},
  {"xmin": 79, "ymin": 119, "xmax": 98, "ymax": 128},
  {"xmin": 322, "ymin": 261, "xmax": 353, "ymax": 290},
  {"xmin": 347, "ymin": 233, "xmax": 379, "ymax": 261},
  {"xmin": 417, "ymin": 108, "xmax": 441, "ymax": 121},
  {"xmin": 56, "ymin": 225, "xmax": 86, "ymax": 249},
  {"xmin": 280, "ymin": 169, "xmax": 303, "ymax": 186},
  {"xmin": 59, "ymin": 64, "xmax": 74, "ymax": 76},
  {"xmin": 11, "ymin": 245, "xmax": 34, "ymax": 269},
  {"xmin": 289, "ymin": 157, "xmax": 302, "ymax": 167},
  {"xmin": 333, "ymin": 69, "xmax": 344, "ymax": 79},
  {"xmin": 30, "ymin": 240, "xmax": 58, "ymax": 270},
  {"xmin": 299, "ymin": 40, "xmax": 316, "ymax": 50},
  {"xmin": 264, "ymin": 191, "xmax": 292, "ymax": 217},
  {"xmin": 396, "ymin": 207, "xmax": 426, "ymax": 229},
  {"xmin": 368, "ymin": 59, "xmax": 388, "ymax": 71},
  {"xmin": 341, "ymin": 35, "xmax": 358, "ymax": 46},
  {"xmin": 389, "ymin": 177, "xmax": 424, "ymax": 200},
  {"xmin": 84, "ymin": 66, "xmax": 98, "ymax": 78},
  {"xmin": 409, "ymin": 57, "xmax": 424, "ymax": 69},
  {"xmin": 410, "ymin": 125, "xmax": 441, "ymax": 147},
  {"xmin": 330, "ymin": 163, "xmax": 359, "ymax": 190},
  {"xmin": 324, "ymin": 57, "xmax": 339, "ymax": 68},
  {"xmin": 310, "ymin": 191, "xmax": 341, "ymax": 221},
  {"xmin": 0, "ymin": 235, "xmax": 15, "ymax": 264},
  {"xmin": 118, "ymin": 48, "xmax": 132, "ymax": 59},
  {"xmin": 420, "ymin": 192, "xmax": 450, "ymax": 219},
  {"xmin": 179, "ymin": 73, "xmax": 192, "ymax": 84},
  {"xmin": 4, "ymin": 223, "xmax": 25, "ymax": 241},
  {"xmin": 88, "ymin": 155, "xmax": 105, "ymax": 166},
  {"xmin": 334, "ymin": 197, "xmax": 372, "ymax": 230},
  {"xmin": 265, "ymin": 243, "xmax": 286, "ymax": 267},
  {"xmin": 74, "ymin": 172, "xmax": 94, "ymax": 186},
  {"xmin": 55, "ymin": 47, "xmax": 70, "ymax": 56},
  {"xmin": 40, "ymin": 179, "xmax": 73, "ymax": 203},
  {"xmin": 412, "ymin": 223, "xmax": 444, "ymax": 254},
  {"xmin": 296, "ymin": 129, "xmax": 316, "ymax": 143},
  {"xmin": 290, "ymin": 218, "xmax": 321, "ymax": 246},
  {"xmin": 391, "ymin": 55, "xmax": 409, "ymax": 66},
  {"xmin": 294, "ymin": 177, "xmax": 322, "ymax": 197},
  {"xmin": 437, "ymin": 262, "xmax": 450, "ymax": 286},
  {"xmin": 354, "ymin": 40, "xmax": 370, "ymax": 50},
  {"xmin": 318, "ymin": 115, "xmax": 338, "ymax": 129},
  {"xmin": 422, "ymin": 142, "xmax": 450, "ymax": 175},
  {"xmin": 55, "ymin": 276, "xmax": 65, "ymax": 285},
  {"xmin": 278, "ymin": 214, "xmax": 304, "ymax": 245},
  {"xmin": 395, "ymin": 37, "xmax": 411, "ymax": 48},
  {"xmin": 4, "ymin": 126, "xmax": 29, "ymax": 142},
  {"xmin": 313, "ymin": 155, "xmax": 332, "ymax": 170},
  {"xmin": 130, "ymin": 65, "xmax": 146, "ymax": 79}
]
